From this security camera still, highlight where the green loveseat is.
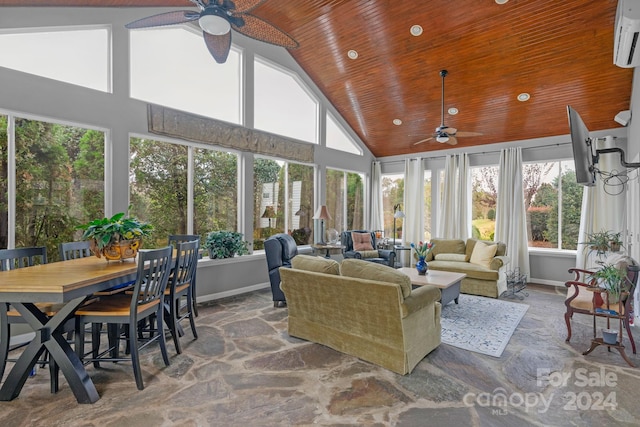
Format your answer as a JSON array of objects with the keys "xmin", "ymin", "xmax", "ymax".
[
  {"xmin": 280, "ymin": 255, "xmax": 441, "ymax": 375},
  {"xmin": 425, "ymin": 238, "xmax": 510, "ymax": 298}
]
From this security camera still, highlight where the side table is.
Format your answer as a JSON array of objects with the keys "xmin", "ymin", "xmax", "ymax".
[
  {"xmin": 502, "ymin": 268, "xmax": 528, "ymax": 299},
  {"xmin": 393, "ymin": 245, "xmax": 411, "ymax": 268},
  {"xmin": 311, "ymin": 244, "xmax": 345, "ymax": 259},
  {"xmin": 582, "ymin": 287, "xmax": 634, "ymax": 367}
]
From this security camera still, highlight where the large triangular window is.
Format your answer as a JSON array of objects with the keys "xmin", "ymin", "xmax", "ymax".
[
  {"xmin": 326, "ymin": 111, "xmax": 362, "ymax": 155},
  {"xmin": 0, "ymin": 26, "xmax": 111, "ymax": 93}
]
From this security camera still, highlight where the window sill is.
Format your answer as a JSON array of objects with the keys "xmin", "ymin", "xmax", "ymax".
[{"xmin": 528, "ymin": 248, "xmax": 577, "ymax": 259}]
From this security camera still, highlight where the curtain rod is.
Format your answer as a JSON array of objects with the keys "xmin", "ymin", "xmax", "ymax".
[{"xmin": 380, "ymin": 142, "xmax": 572, "ymax": 165}]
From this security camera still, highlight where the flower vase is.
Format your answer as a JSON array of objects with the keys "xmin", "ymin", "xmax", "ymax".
[{"xmin": 416, "ymin": 256, "xmax": 428, "ymax": 275}]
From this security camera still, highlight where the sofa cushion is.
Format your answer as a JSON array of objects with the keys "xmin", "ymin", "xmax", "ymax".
[
  {"xmin": 292, "ymin": 254, "xmax": 340, "ymax": 275},
  {"xmin": 470, "ymin": 241, "xmax": 498, "ymax": 269},
  {"xmin": 352, "ymin": 232, "xmax": 374, "ymax": 251},
  {"xmin": 435, "ymin": 253, "xmax": 467, "ymax": 262},
  {"xmin": 428, "ymin": 260, "xmax": 499, "ymax": 281},
  {"xmin": 466, "ymin": 238, "xmax": 506, "ymax": 259},
  {"xmin": 426, "ymin": 239, "xmax": 466, "ymax": 261},
  {"xmin": 341, "ymin": 258, "xmax": 412, "ymax": 298},
  {"xmin": 355, "ymin": 250, "xmax": 380, "ymax": 259}
]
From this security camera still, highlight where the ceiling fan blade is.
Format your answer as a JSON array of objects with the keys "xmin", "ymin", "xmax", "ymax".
[
  {"xmin": 125, "ymin": 11, "xmax": 200, "ymax": 29},
  {"xmin": 442, "ymin": 126, "xmax": 457, "ymax": 134},
  {"xmin": 232, "ymin": 13, "xmax": 299, "ymax": 48},
  {"xmin": 232, "ymin": 0, "xmax": 268, "ymax": 13},
  {"xmin": 453, "ymin": 131, "xmax": 483, "ymax": 137},
  {"xmin": 447, "ymin": 136, "xmax": 459, "ymax": 145},
  {"xmin": 414, "ymin": 137, "xmax": 435, "ymax": 145},
  {"xmin": 203, "ymin": 31, "xmax": 232, "ymax": 63}
]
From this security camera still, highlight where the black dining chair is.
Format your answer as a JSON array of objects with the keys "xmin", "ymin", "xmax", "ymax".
[
  {"xmin": 0, "ymin": 247, "xmax": 63, "ymax": 392},
  {"xmin": 164, "ymin": 240, "xmax": 199, "ymax": 354},
  {"xmin": 59, "ymin": 240, "xmax": 92, "ymax": 261},
  {"xmin": 168, "ymin": 234, "xmax": 201, "ymax": 317},
  {"xmin": 74, "ymin": 246, "xmax": 173, "ymax": 390}
]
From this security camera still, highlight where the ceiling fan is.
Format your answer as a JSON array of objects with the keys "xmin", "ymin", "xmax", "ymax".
[
  {"xmin": 414, "ymin": 70, "xmax": 482, "ymax": 146},
  {"xmin": 125, "ymin": 0, "xmax": 299, "ymax": 64}
]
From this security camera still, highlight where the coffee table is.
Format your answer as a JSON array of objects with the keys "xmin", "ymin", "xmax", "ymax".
[{"xmin": 399, "ymin": 268, "xmax": 466, "ymax": 306}]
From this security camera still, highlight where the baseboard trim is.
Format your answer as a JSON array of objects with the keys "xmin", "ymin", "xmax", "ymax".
[{"xmin": 198, "ymin": 282, "xmax": 270, "ymax": 303}]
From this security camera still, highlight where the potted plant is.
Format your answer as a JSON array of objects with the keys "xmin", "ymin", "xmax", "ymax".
[
  {"xmin": 205, "ymin": 231, "xmax": 250, "ymax": 259},
  {"xmin": 588, "ymin": 262, "xmax": 629, "ymax": 304},
  {"xmin": 580, "ymin": 230, "xmax": 624, "ymax": 258},
  {"xmin": 78, "ymin": 212, "xmax": 153, "ymax": 261}
]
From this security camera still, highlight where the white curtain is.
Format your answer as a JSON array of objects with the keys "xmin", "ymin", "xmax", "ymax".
[
  {"xmin": 576, "ymin": 136, "xmax": 626, "ymax": 269},
  {"xmin": 370, "ymin": 161, "xmax": 384, "ymax": 231},
  {"xmin": 495, "ymin": 147, "xmax": 529, "ymax": 275},
  {"xmin": 437, "ymin": 154, "xmax": 470, "ymax": 239},
  {"xmin": 404, "ymin": 158, "xmax": 424, "ymax": 258}
]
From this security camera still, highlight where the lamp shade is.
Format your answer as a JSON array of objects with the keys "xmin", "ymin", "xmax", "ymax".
[
  {"xmin": 261, "ymin": 206, "xmax": 276, "ymax": 218},
  {"xmin": 394, "ymin": 210, "xmax": 405, "ymax": 219},
  {"xmin": 295, "ymin": 208, "xmax": 306, "ymax": 216},
  {"xmin": 313, "ymin": 205, "xmax": 332, "ymax": 220}
]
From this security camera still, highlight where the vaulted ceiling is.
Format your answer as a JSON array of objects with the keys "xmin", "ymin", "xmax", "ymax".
[{"xmin": 0, "ymin": 0, "xmax": 633, "ymax": 158}]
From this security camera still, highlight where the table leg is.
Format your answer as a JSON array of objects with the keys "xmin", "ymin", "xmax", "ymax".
[{"xmin": 0, "ymin": 297, "xmax": 100, "ymax": 404}]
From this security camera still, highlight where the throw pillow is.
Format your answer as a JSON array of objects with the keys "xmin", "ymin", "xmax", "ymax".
[
  {"xmin": 469, "ymin": 241, "xmax": 498, "ymax": 269},
  {"xmin": 351, "ymin": 232, "xmax": 374, "ymax": 251},
  {"xmin": 341, "ymin": 258, "xmax": 412, "ymax": 298},
  {"xmin": 435, "ymin": 253, "xmax": 467, "ymax": 262},
  {"xmin": 291, "ymin": 254, "xmax": 340, "ymax": 275}
]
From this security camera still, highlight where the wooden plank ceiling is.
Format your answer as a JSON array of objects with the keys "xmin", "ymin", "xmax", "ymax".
[{"xmin": 0, "ymin": 0, "xmax": 632, "ymax": 158}]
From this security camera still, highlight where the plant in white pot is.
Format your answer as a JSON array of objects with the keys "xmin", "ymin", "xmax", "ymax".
[{"xmin": 204, "ymin": 231, "xmax": 250, "ymax": 259}]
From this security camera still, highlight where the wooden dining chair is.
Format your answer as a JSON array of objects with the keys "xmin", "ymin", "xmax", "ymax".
[
  {"xmin": 0, "ymin": 247, "xmax": 63, "ymax": 392},
  {"xmin": 74, "ymin": 246, "xmax": 173, "ymax": 390},
  {"xmin": 168, "ymin": 235, "xmax": 201, "ymax": 316},
  {"xmin": 59, "ymin": 240, "xmax": 92, "ymax": 260},
  {"xmin": 165, "ymin": 240, "xmax": 199, "ymax": 354}
]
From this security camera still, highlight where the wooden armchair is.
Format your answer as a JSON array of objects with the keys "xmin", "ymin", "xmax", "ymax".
[{"xmin": 564, "ymin": 261, "xmax": 639, "ymax": 354}]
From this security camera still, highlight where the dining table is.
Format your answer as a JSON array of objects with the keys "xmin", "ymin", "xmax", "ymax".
[{"xmin": 0, "ymin": 256, "xmax": 140, "ymax": 404}]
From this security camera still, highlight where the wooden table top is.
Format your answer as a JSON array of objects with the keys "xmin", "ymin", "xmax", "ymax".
[
  {"xmin": 0, "ymin": 256, "xmax": 139, "ymax": 303},
  {"xmin": 398, "ymin": 267, "xmax": 466, "ymax": 289}
]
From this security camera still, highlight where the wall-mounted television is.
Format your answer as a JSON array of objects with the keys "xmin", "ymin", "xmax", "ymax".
[{"xmin": 567, "ymin": 105, "xmax": 596, "ymax": 186}]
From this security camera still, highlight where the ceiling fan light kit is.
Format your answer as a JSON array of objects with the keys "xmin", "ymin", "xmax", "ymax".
[
  {"xmin": 125, "ymin": 0, "xmax": 299, "ymax": 64},
  {"xmin": 413, "ymin": 69, "xmax": 483, "ymax": 146}
]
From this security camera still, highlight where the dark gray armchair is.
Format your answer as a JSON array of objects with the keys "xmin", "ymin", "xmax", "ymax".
[
  {"xmin": 264, "ymin": 233, "xmax": 298, "ymax": 307},
  {"xmin": 341, "ymin": 230, "xmax": 396, "ymax": 268}
]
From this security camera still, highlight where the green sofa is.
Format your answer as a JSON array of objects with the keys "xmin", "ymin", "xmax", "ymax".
[
  {"xmin": 279, "ymin": 255, "xmax": 441, "ymax": 375},
  {"xmin": 425, "ymin": 238, "xmax": 510, "ymax": 298}
]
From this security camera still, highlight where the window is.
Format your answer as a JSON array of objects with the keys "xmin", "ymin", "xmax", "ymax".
[
  {"xmin": 288, "ymin": 163, "xmax": 314, "ymax": 245},
  {"xmin": 525, "ymin": 161, "xmax": 582, "ymax": 250},
  {"xmin": 129, "ymin": 137, "xmax": 239, "ymax": 248},
  {"xmin": 0, "ymin": 115, "xmax": 8, "ymax": 249},
  {"xmin": 12, "ymin": 117, "xmax": 105, "ymax": 260},
  {"xmin": 326, "ymin": 111, "xmax": 362, "ymax": 155},
  {"xmin": 325, "ymin": 169, "xmax": 364, "ymax": 234},
  {"xmin": 471, "ymin": 166, "xmax": 499, "ymax": 240},
  {"xmin": 254, "ymin": 57, "xmax": 318, "ymax": 143},
  {"xmin": 424, "ymin": 170, "xmax": 432, "ymax": 241},
  {"xmin": 382, "ymin": 173, "xmax": 404, "ymax": 240},
  {"xmin": 130, "ymin": 27, "xmax": 241, "ymax": 124},
  {"xmin": 0, "ymin": 26, "xmax": 111, "ymax": 92}
]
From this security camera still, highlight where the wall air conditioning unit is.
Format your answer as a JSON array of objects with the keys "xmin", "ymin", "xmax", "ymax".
[{"xmin": 614, "ymin": 0, "xmax": 640, "ymax": 68}]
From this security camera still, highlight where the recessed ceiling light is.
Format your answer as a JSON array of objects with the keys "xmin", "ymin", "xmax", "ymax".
[
  {"xmin": 448, "ymin": 107, "xmax": 459, "ymax": 115},
  {"xmin": 410, "ymin": 25, "xmax": 423, "ymax": 36},
  {"xmin": 393, "ymin": 119, "xmax": 402, "ymax": 126},
  {"xmin": 347, "ymin": 50, "xmax": 358, "ymax": 59},
  {"xmin": 517, "ymin": 93, "xmax": 530, "ymax": 102},
  {"xmin": 495, "ymin": 0, "xmax": 509, "ymax": 4}
]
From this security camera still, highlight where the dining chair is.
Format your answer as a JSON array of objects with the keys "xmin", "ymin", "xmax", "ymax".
[
  {"xmin": 74, "ymin": 246, "xmax": 173, "ymax": 390},
  {"xmin": 164, "ymin": 240, "xmax": 199, "ymax": 354},
  {"xmin": 168, "ymin": 234, "xmax": 201, "ymax": 316},
  {"xmin": 0, "ymin": 247, "xmax": 63, "ymax": 393},
  {"xmin": 59, "ymin": 240, "xmax": 92, "ymax": 260}
]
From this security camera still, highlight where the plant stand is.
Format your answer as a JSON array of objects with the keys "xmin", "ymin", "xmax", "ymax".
[
  {"xmin": 582, "ymin": 287, "xmax": 634, "ymax": 367},
  {"xmin": 502, "ymin": 268, "xmax": 528, "ymax": 300}
]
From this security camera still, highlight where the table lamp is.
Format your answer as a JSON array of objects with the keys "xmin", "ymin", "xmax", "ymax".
[
  {"xmin": 261, "ymin": 205, "xmax": 276, "ymax": 229},
  {"xmin": 393, "ymin": 203, "xmax": 405, "ymax": 244},
  {"xmin": 313, "ymin": 205, "xmax": 332, "ymax": 244}
]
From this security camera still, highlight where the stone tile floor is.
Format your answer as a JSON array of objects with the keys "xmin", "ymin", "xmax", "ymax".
[{"xmin": 1, "ymin": 284, "xmax": 639, "ymax": 426}]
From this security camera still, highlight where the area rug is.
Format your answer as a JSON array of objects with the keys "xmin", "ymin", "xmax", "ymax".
[{"xmin": 440, "ymin": 294, "xmax": 529, "ymax": 357}]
